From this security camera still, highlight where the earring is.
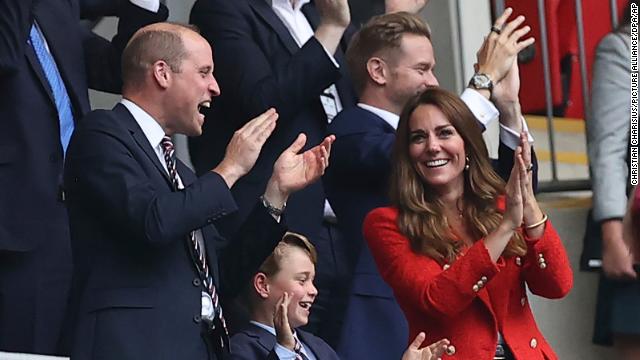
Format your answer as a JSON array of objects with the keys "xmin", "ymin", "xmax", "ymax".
[{"xmin": 464, "ymin": 156, "xmax": 470, "ymax": 170}]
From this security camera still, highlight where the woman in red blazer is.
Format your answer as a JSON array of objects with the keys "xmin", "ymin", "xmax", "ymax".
[{"xmin": 364, "ymin": 88, "xmax": 573, "ymax": 360}]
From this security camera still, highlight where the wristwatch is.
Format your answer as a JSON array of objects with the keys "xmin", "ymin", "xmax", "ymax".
[
  {"xmin": 260, "ymin": 195, "xmax": 286, "ymax": 217},
  {"xmin": 468, "ymin": 73, "xmax": 494, "ymax": 95}
]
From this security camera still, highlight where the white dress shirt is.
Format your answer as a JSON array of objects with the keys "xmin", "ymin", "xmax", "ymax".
[
  {"xmin": 129, "ymin": 0, "xmax": 160, "ymax": 12},
  {"xmin": 460, "ymin": 88, "xmax": 534, "ymax": 149},
  {"xmin": 120, "ymin": 99, "xmax": 214, "ymax": 320},
  {"xmin": 357, "ymin": 103, "xmax": 400, "ymax": 129}
]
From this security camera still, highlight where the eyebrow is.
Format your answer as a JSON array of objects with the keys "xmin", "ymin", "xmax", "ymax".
[
  {"xmin": 199, "ymin": 65, "xmax": 212, "ymax": 72},
  {"xmin": 409, "ymin": 124, "xmax": 453, "ymax": 133}
]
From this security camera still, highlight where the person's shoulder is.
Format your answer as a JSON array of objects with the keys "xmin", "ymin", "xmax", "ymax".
[
  {"xmin": 74, "ymin": 108, "xmax": 116, "ymax": 132},
  {"xmin": 297, "ymin": 329, "xmax": 339, "ymax": 357},
  {"xmin": 328, "ymin": 106, "xmax": 389, "ymax": 134},
  {"xmin": 230, "ymin": 325, "xmax": 270, "ymax": 351},
  {"xmin": 597, "ymin": 30, "xmax": 630, "ymax": 54},
  {"xmin": 364, "ymin": 206, "xmax": 399, "ymax": 226}
]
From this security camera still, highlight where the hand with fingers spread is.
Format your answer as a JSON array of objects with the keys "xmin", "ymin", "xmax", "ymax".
[
  {"xmin": 401, "ymin": 332, "xmax": 449, "ymax": 360},
  {"xmin": 264, "ymin": 134, "xmax": 336, "ymax": 209},
  {"xmin": 475, "ymin": 7, "xmax": 535, "ymax": 87},
  {"xmin": 385, "ymin": 0, "xmax": 430, "ymax": 14},
  {"xmin": 274, "ymin": 292, "xmax": 296, "ymax": 351},
  {"xmin": 214, "ymin": 108, "xmax": 279, "ymax": 188}
]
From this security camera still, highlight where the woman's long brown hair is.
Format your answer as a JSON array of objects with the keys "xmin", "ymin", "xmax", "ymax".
[{"xmin": 390, "ymin": 87, "xmax": 526, "ymax": 263}]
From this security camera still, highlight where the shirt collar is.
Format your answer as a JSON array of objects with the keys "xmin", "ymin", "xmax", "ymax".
[
  {"xmin": 357, "ymin": 103, "xmax": 400, "ymax": 130},
  {"xmin": 250, "ymin": 320, "xmax": 299, "ymax": 338},
  {"xmin": 120, "ymin": 98, "xmax": 166, "ymax": 150},
  {"xmin": 270, "ymin": 0, "xmax": 310, "ymax": 12}
]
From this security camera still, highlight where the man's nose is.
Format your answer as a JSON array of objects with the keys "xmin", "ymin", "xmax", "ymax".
[
  {"xmin": 425, "ymin": 71, "xmax": 439, "ymax": 87},
  {"xmin": 209, "ymin": 76, "xmax": 221, "ymax": 97}
]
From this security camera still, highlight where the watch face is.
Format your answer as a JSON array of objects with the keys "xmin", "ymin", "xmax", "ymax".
[
  {"xmin": 472, "ymin": 74, "xmax": 491, "ymax": 89},
  {"xmin": 473, "ymin": 74, "xmax": 490, "ymax": 88}
]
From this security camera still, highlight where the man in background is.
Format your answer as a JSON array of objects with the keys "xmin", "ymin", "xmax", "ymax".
[{"xmin": 0, "ymin": 0, "xmax": 166, "ymax": 354}]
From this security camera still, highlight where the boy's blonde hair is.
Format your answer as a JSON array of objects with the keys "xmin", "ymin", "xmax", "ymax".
[{"xmin": 258, "ymin": 232, "xmax": 317, "ymax": 277}]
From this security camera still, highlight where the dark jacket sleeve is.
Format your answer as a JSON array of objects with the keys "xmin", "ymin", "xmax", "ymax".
[
  {"xmin": 64, "ymin": 112, "xmax": 238, "ymax": 248},
  {"xmin": 0, "ymin": 0, "xmax": 37, "ymax": 75},
  {"xmin": 190, "ymin": 0, "xmax": 342, "ymax": 126},
  {"xmin": 219, "ymin": 202, "xmax": 287, "ymax": 297},
  {"xmin": 80, "ymin": 0, "xmax": 168, "ymax": 93}
]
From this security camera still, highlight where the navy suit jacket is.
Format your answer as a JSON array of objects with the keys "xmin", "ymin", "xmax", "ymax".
[
  {"xmin": 0, "ymin": 0, "xmax": 166, "ymax": 354},
  {"xmin": 189, "ymin": 0, "xmax": 357, "ymax": 241},
  {"xmin": 323, "ymin": 105, "xmax": 538, "ymax": 360},
  {"xmin": 230, "ymin": 323, "xmax": 339, "ymax": 360},
  {"xmin": 63, "ymin": 104, "xmax": 287, "ymax": 360}
]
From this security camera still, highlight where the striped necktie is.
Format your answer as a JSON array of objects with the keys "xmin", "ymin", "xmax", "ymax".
[
  {"xmin": 29, "ymin": 23, "xmax": 75, "ymax": 156},
  {"xmin": 160, "ymin": 136, "xmax": 230, "ymax": 351},
  {"xmin": 293, "ymin": 336, "xmax": 310, "ymax": 360}
]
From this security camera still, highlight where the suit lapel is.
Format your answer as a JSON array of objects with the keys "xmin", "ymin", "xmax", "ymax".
[
  {"xmin": 248, "ymin": 0, "xmax": 299, "ymax": 55},
  {"xmin": 176, "ymin": 160, "xmax": 196, "ymax": 187},
  {"xmin": 245, "ymin": 323, "xmax": 278, "ymax": 352},
  {"xmin": 296, "ymin": 330, "xmax": 321, "ymax": 359},
  {"xmin": 114, "ymin": 104, "xmax": 174, "ymax": 189}
]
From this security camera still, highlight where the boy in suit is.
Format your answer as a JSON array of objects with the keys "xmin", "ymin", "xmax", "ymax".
[{"xmin": 231, "ymin": 232, "xmax": 449, "ymax": 360}]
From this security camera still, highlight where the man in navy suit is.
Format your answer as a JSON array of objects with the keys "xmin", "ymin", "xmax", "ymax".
[
  {"xmin": 324, "ymin": 10, "xmax": 539, "ymax": 360},
  {"xmin": 64, "ymin": 23, "xmax": 334, "ymax": 359},
  {"xmin": 188, "ymin": 0, "xmax": 429, "ymax": 344},
  {"xmin": 0, "ymin": 0, "xmax": 166, "ymax": 355}
]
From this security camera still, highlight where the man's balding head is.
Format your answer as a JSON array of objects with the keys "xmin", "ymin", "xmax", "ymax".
[{"xmin": 121, "ymin": 22, "xmax": 200, "ymax": 92}]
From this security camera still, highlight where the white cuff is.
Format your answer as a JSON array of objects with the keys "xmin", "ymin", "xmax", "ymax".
[
  {"xmin": 499, "ymin": 116, "xmax": 535, "ymax": 150},
  {"xmin": 275, "ymin": 344, "xmax": 298, "ymax": 360},
  {"xmin": 319, "ymin": 42, "xmax": 340, "ymax": 68},
  {"xmin": 129, "ymin": 0, "xmax": 160, "ymax": 12},
  {"xmin": 460, "ymin": 88, "xmax": 499, "ymax": 129}
]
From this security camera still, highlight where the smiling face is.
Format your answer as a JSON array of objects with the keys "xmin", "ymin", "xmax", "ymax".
[
  {"xmin": 385, "ymin": 33, "xmax": 438, "ymax": 110},
  {"xmin": 408, "ymin": 104, "xmax": 466, "ymax": 195},
  {"xmin": 262, "ymin": 246, "xmax": 317, "ymax": 328},
  {"xmin": 164, "ymin": 31, "xmax": 220, "ymax": 136}
]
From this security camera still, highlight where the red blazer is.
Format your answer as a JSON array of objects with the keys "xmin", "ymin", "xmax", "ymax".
[{"xmin": 363, "ymin": 201, "xmax": 573, "ymax": 360}]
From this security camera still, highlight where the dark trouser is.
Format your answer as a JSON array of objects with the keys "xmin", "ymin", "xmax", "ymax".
[{"xmin": 302, "ymin": 219, "xmax": 351, "ymax": 348}]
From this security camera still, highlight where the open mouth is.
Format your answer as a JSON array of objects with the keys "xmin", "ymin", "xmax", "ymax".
[
  {"xmin": 425, "ymin": 159, "xmax": 449, "ymax": 168},
  {"xmin": 299, "ymin": 301, "xmax": 313, "ymax": 310},
  {"xmin": 198, "ymin": 100, "xmax": 211, "ymax": 113}
]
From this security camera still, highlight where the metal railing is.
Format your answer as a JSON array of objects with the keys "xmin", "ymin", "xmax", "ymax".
[{"xmin": 491, "ymin": 0, "xmax": 622, "ymax": 192}]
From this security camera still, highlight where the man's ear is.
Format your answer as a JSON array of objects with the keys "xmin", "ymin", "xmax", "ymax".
[
  {"xmin": 152, "ymin": 60, "xmax": 172, "ymax": 89},
  {"xmin": 254, "ymin": 272, "xmax": 270, "ymax": 299},
  {"xmin": 366, "ymin": 57, "xmax": 388, "ymax": 86}
]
